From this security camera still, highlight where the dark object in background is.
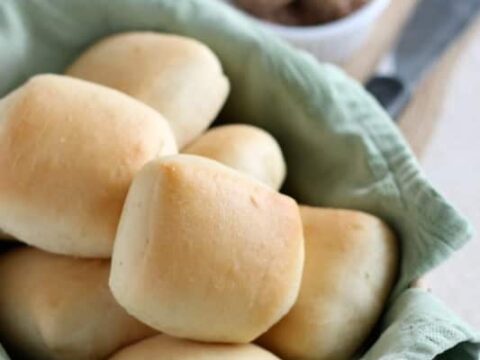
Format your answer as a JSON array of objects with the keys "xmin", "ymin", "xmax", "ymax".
[
  {"xmin": 366, "ymin": 0, "xmax": 480, "ymax": 120},
  {"xmin": 235, "ymin": 0, "xmax": 293, "ymax": 16},
  {"xmin": 299, "ymin": 0, "xmax": 369, "ymax": 24},
  {"xmin": 235, "ymin": 0, "xmax": 369, "ymax": 26}
]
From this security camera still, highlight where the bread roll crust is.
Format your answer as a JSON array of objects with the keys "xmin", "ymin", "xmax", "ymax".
[
  {"xmin": 110, "ymin": 154, "xmax": 304, "ymax": 343},
  {"xmin": 0, "ymin": 248, "xmax": 156, "ymax": 360},
  {"xmin": 0, "ymin": 74, "xmax": 177, "ymax": 257},
  {"xmin": 257, "ymin": 207, "xmax": 398, "ymax": 360},
  {"xmin": 66, "ymin": 32, "xmax": 230, "ymax": 148},
  {"xmin": 109, "ymin": 334, "xmax": 280, "ymax": 360},
  {"xmin": 183, "ymin": 124, "xmax": 286, "ymax": 189}
]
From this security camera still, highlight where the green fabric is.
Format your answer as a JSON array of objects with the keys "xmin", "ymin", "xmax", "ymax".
[
  {"xmin": 0, "ymin": 0, "xmax": 478, "ymax": 358},
  {"xmin": 363, "ymin": 289, "xmax": 480, "ymax": 360},
  {"xmin": 0, "ymin": 346, "xmax": 7, "ymax": 360}
]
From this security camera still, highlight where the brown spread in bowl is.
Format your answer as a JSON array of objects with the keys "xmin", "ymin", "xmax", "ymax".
[{"xmin": 235, "ymin": 0, "xmax": 370, "ymax": 26}]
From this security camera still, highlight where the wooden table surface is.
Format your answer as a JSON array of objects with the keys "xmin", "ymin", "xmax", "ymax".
[{"xmin": 342, "ymin": 0, "xmax": 480, "ymax": 329}]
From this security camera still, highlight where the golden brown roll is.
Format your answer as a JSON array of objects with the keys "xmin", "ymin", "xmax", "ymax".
[
  {"xmin": 0, "ymin": 247, "xmax": 156, "ymax": 360},
  {"xmin": 110, "ymin": 154, "xmax": 304, "ymax": 343},
  {"xmin": 66, "ymin": 32, "xmax": 230, "ymax": 148},
  {"xmin": 0, "ymin": 74, "xmax": 177, "ymax": 257},
  {"xmin": 109, "ymin": 334, "xmax": 280, "ymax": 360},
  {"xmin": 257, "ymin": 206, "xmax": 398, "ymax": 360},
  {"xmin": 182, "ymin": 124, "xmax": 286, "ymax": 189}
]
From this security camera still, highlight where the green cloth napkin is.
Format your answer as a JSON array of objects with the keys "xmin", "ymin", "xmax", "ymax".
[
  {"xmin": 364, "ymin": 289, "xmax": 480, "ymax": 359},
  {"xmin": 0, "ymin": 0, "xmax": 478, "ymax": 358}
]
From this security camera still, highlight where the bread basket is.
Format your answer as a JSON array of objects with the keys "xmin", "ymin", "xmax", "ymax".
[{"xmin": 0, "ymin": 0, "xmax": 478, "ymax": 358}]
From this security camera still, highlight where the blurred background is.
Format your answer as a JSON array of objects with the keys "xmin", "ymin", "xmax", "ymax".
[{"xmin": 225, "ymin": 0, "xmax": 480, "ymax": 329}]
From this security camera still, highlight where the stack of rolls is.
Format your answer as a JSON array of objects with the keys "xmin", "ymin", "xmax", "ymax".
[{"xmin": 0, "ymin": 31, "xmax": 398, "ymax": 360}]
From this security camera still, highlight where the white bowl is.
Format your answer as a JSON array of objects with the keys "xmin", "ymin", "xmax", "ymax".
[{"xmin": 227, "ymin": 0, "xmax": 391, "ymax": 63}]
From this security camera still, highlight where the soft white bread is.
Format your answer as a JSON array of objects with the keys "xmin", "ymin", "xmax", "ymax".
[
  {"xmin": 0, "ymin": 247, "xmax": 156, "ymax": 360},
  {"xmin": 66, "ymin": 32, "xmax": 230, "ymax": 148},
  {"xmin": 0, "ymin": 74, "xmax": 177, "ymax": 257},
  {"xmin": 182, "ymin": 124, "xmax": 286, "ymax": 189},
  {"xmin": 257, "ymin": 207, "xmax": 398, "ymax": 360},
  {"xmin": 109, "ymin": 334, "xmax": 280, "ymax": 360},
  {"xmin": 110, "ymin": 154, "xmax": 304, "ymax": 343}
]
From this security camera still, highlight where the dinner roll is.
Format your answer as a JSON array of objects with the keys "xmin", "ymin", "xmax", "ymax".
[
  {"xmin": 257, "ymin": 207, "xmax": 398, "ymax": 360},
  {"xmin": 0, "ymin": 74, "xmax": 176, "ymax": 257},
  {"xmin": 66, "ymin": 32, "xmax": 230, "ymax": 148},
  {"xmin": 110, "ymin": 154, "xmax": 304, "ymax": 343},
  {"xmin": 109, "ymin": 334, "xmax": 280, "ymax": 360},
  {"xmin": 0, "ymin": 248, "xmax": 156, "ymax": 360},
  {"xmin": 182, "ymin": 124, "xmax": 286, "ymax": 189}
]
